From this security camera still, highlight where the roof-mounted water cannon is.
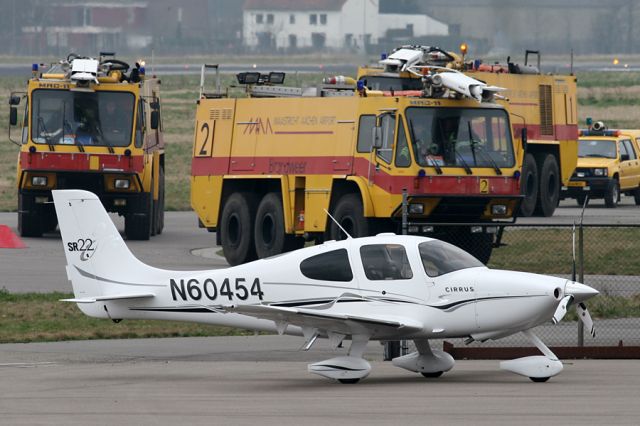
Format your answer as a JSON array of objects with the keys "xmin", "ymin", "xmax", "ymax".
[
  {"xmin": 408, "ymin": 65, "xmax": 506, "ymax": 103},
  {"xmin": 70, "ymin": 58, "xmax": 100, "ymax": 87},
  {"xmin": 379, "ymin": 45, "xmax": 455, "ymax": 73}
]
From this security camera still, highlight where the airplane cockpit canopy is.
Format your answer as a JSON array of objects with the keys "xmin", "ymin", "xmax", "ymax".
[{"xmin": 419, "ymin": 240, "xmax": 484, "ymax": 277}]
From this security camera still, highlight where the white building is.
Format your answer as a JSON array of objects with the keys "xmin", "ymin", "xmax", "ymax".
[{"xmin": 243, "ymin": 0, "xmax": 448, "ymax": 50}]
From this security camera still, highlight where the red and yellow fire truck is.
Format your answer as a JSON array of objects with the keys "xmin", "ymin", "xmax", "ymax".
[
  {"xmin": 9, "ymin": 53, "xmax": 165, "ymax": 239},
  {"xmin": 190, "ymin": 46, "xmax": 577, "ymax": 266}
]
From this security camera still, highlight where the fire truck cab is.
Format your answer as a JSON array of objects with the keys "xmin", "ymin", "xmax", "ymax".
[{"xmin": 9, "ymin": 53, "xmax": 165, "ymax": 239}]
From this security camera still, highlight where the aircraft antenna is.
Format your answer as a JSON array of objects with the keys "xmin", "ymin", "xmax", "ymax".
[{"xmin": 324, "ymin": 209, "xmax": 353, "ymax": 239}]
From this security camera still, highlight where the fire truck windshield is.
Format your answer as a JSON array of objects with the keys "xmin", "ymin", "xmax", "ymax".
[
  {"xmin": 406, "ymin": 107, "xmax": 514, "ymax": 169},
  {"xmin": 31, "ymin": 90, "xmax": 135, "ymax": 148},
  {"xmin": 359, "ymin": 76, "xmax": 423, "ymax": 91}
]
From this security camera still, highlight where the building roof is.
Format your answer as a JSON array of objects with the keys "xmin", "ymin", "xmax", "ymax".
[{"xmin": 244, "ymin": 0, "xmax": 347, "ymax": 12}]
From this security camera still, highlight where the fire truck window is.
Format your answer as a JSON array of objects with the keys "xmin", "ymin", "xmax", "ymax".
[
  {"xmin": 300, "ymin": 249, "xmax": 353, "ymax": 282},
  {"xmin": 377, "ymin": 114, "xmax": 395, "ymax": 164},
  {"xmin": 406, "ymin": 107, "xmax": 514, "ymax": 169},
  {"xmin": 135, "ymin": 100, "xmax": 144, "ymax": 148},
  {"xmin": 357, "ymin": 115, "xmax": 376, "ymax": 152},
  {"xmin": 360, "ymin": 244, "xmax": 413, "ymax": 280},
  {"xmin": 618, "ymin": 141, "xmax": 628, "ymax": 160},
  {"xmin": 578, "ymin": 139, "xmax": 616, "ymax": 159},
  {"xmin": 31, "ymin": 89, "xmax": 134, "ymax": 148},
  {"xmin": 419, "ymin": 240, "xmax": 484, "ymax": 277},
  {"xmin": 395, "ymin": 118, "xmax": 411, "ymax": 167},
  {"xmin": 623, "ymin": 140, "xmax": 636, "ymax": 160}
]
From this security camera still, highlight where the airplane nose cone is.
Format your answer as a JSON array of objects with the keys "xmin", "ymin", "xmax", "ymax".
[{"xmin": 565, "ymin": 281, "xmax": 599, "ymax": 303}]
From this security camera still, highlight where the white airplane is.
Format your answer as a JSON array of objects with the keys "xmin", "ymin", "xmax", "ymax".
[{"xmin": 53, "ymin": 189, "xmax": 598, "ymax": 384}]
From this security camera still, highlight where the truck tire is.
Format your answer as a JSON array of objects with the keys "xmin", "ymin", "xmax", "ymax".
[
  {"xmin": 42, "ymin": 206, "xmax": 58, "ymax": 233},
  {"xmin": 254, "ymin": 192, "xmax": 287, "ymax": 259},
  {"xmin": 634, "ymin": 188, "xmax": 640, "ymax": 205},
  {"xmin": 327, "ymin": 193, "xmax": 368, "ymax": 240},
  {"xmin": 18, "ymin": 193, "xmax": 43, "ymax": 238},
  {"xmin": 518, "ymin": 153, "xmax": 538, "ymax": 217},
  {"xmin": 154, "ymin": 168, "xmax": 165, "ymax": 235},
  {"xmin": 604, "ymin": 179, "xmax": 619, "ymax": 208},
  {"xmin": 534, "ymin": 154, "xmax": 560, "ymax": 217},
  {"xmin": 125, "ymin": 192, "xmax": 153, "ymax": 240},
  {"xmin": 220, "ymin": 192, "xmax": 257, "ymax": 266}
]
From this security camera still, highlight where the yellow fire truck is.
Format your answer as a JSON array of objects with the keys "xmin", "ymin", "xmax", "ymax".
[
  {"xmin": 358, "ymin": 46, "xmax": 579, "ymax": 217},
  {"xmin": 9, "ymin": 53, "xmax": 165, "ymax": 240},
  {"xmin": 190, "ymin": 46, "xmax": 577, "ymax": 266}
]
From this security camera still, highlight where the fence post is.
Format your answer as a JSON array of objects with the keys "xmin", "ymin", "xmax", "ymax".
[{"xmin": 578, "ymin": 222, "xmax": 585, "ymax": 347}]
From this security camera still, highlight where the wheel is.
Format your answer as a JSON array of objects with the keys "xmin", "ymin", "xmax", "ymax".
[
  {"xmin": 18, "ymin": 193, "xmax": 43, "ymax": 237},
  {"xmin": 421, "ymin": 371, "xmax": 444, "ymax": 378},
  {"xmin": 534, "ymin": 154, "xmax": 559, "ymax": 217},
  {"xmin": 125, "ymin": 192, "xmax": 153, "ymax": 240},
  {"xmin": 518, "ymin": 153, "xmax": 538, "ymax": 217},
  {"xmin": 604, "ymin": 179, "xmax": 619, "ymax": 208},
  {"xmin": 634, "ymin": 188, "xmax": 640, "ymax": 205},
  {"xmin": 529, "ymin": 376, "xmax": 550, "ymax": 383},
  {"xmin": 154, "ymin": 168, "xmax": 165, "ymax": 235},
  {"xmin": 338, "ymin": 378, "xmax": 360, "ymax": 384},
  {"xmin": 254, "ymin": 192, "xmax": 287, "ymax": 259},
  {"xmin": 576, "ymin": 194, "xmax": 589, "ymax": 207},
  {"xmin": 327, "ymin": 193, "xmax": 368, "ymax": 240},
  {"xmin": 220, "ymin": 192, "xmax": 257, "ymax": 266}
]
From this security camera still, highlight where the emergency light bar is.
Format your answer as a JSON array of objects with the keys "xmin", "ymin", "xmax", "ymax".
[
  {"xmin": 579, "ymin": 129, "xmax": 621, "ymax": 137},
  {"xmin": 70, "ymin": 58, "xmax": 100, "ymax": 85},
  {"xmin": 236, "ymin": 71, "xmax": 286, "ymax": 85}
]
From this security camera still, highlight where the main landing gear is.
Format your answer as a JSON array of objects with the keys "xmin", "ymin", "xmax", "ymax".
[{"xmin": 500, "ymin": 329, "xmax": 563, "ymax": 382}]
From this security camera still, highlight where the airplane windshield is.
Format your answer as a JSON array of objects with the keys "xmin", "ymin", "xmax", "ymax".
[
  {"xmin": 419, "ymin": 240, "xmax": 484, "ymax": 277},
  {"xmin": 406, "ymin": 107, "xmax": 514, "ymax": 169},
  {"xmin": 31, "ymin": 89, "xmax": 135, "ymax": 148},
  {"xmin": 578, "ymin": 139, "xmax": 617, "ymax": 159}
]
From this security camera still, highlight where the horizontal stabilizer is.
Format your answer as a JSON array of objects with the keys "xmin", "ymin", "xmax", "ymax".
[{"xmin": 61, "ymin": 293, "xmax": 155, "ymax": 303}]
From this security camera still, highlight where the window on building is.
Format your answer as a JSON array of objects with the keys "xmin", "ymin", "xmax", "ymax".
[
  {"xmin": 300, "ymin": 249, "xmax": 353, "ymax": 282},
  {"xmin": 267, "ymin": 14, "xmax": 274, "ymax": 24},
  {"xmin": 310, "ymin": 14, "xmax": 317, "ymax": 25},
  {"xmin": 256, "ymin": 14, "xmax": 263, "ymax": 24},
  {"xmin": 320, "ymin": 14, "xmax": 327, "ymax": 25},
  {"xmin": 289, "ymin": 34, "xmax": 297, "ymax": 49},
  {"xmin": 290, "ymin": 14, "xmax": 295, "ymax": 24}
]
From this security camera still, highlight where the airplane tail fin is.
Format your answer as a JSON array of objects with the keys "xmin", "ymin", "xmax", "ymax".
[{"xmin": 53, "ymin": 190, "xmax": 158, "ymax": 314}]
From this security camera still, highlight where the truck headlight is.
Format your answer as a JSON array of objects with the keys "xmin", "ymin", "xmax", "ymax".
[
  {"xmin": 491, "ymin": 204, "xmax": 507, "ymax": 215},
  {"xmin": 408, "ymin": 203, "xmax": 424, "ymax": 214},
  {"xmin": 31, "ymin": 176, "xmax": 48, "ymax": 186},
  {"xmin": 114, "ymin": 179, "xmax": 130, "ymax": 189},
  {"xmin": 593, "ymin": 168, "xmax": 608, "ymax": 177}
]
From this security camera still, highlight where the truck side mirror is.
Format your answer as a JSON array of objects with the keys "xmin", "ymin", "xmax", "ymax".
[
  {"xmin": 9, "ymin": 95, "xmax": 21, "ymax": 106},
  {"xmin": 521, "ymin": 127, "xmax": 528, "ymax": 151},
  {"xmin": 9, "ymin": 106, "xmax": 17, "ymax": 126},
  {"xmin": 150, "ymin": 110, "xmax": 159, "ymax": 130}
]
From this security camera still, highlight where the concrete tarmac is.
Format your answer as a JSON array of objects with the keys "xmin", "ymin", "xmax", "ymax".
[{"xmin": 0, "ymin": 335, "xmax": 638, "ymax": 426}]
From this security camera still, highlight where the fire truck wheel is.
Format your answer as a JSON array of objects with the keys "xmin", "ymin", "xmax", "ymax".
[
  {"xmin": 634, "ymin": 188, "xmax": 640, "ymax": 205},
  {"xmin": 254, "ymin": 193, "xmax": 287, "ymax": 259},
  {"xmin": 328, "ymin": 193, "xmax": 369, "ymax": 240},
  {"xmin": 125, "ymin": 192, "xmax": 153, "ymax": 240},
  {"xmin": 534, "ymin": 154, "xmax": 560, "ymax": 217},
  {"xmin": 604, "ymin": 179, "xmax": 619, "ymax": 208},
  {"xmin": 518, "ymin": 153, "xmax": 538, "ymax": 217},
  {"xmin": 18, "ymin": 194, "xmax": 43, "ymax": 238},
  {"xmin": 154, "ymin": 168, "xmax": 165, "ymax": 235},
  {"xmin": 220, "ymin": 192, "xmax": 257, "ymax": 266}
]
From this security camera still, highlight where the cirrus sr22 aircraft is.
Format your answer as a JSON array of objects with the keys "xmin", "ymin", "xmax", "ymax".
[{"xmin": 53, "ymin": 190, "xmax": 598, "ymax": 384}]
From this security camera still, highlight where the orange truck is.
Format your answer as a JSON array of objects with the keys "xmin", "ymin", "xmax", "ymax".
[
  {"xmin": 190, "ymin": 46, "xmax": 577, "ymax": 266},
  {"xmin": 9, "ymin": 53, "xmax": 165, "ymax": 239}
]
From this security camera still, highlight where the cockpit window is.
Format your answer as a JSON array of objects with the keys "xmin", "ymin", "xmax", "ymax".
[
  {"xmin": 300, "ymin": 249, "xmax": 353, "ymax": 282},
  {"xmin": 419, "ymin": 240, "xmax": 483, "ymax": 277},
  {"xmin": 360, "ymin": 244, "xmax": 413, "ymax": 280}
]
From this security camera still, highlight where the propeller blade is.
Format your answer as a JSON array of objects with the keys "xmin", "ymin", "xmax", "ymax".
[
  {"xmin": 577, "ymin": 302, "xmax": 596, "ymax": 338},
  {"xmin": 552, "ymin": 295, "xmax": 573, "ymax": 324}
]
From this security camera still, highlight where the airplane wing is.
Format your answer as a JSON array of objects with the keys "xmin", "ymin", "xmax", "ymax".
[{"xmin": 228, "ymin": 303, "xmax": 423, "ymax": 338}]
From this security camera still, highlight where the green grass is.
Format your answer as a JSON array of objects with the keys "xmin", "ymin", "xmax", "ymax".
[
  {"xmin": 0, "ymin": 289, "xmax": 257, "ymax": 344},
  {"xmin": 488, "ymin": 227, "xmax": 640, "ymax": 275}
]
